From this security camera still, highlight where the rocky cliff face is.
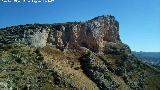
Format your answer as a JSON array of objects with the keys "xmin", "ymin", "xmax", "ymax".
[
  {"xmin": 0, "ymin": 15, "xmax": 120, "ymax": 53},
  {"xmin": 0, "ymin": 15, "xmax": 160, "ymax": 90}
]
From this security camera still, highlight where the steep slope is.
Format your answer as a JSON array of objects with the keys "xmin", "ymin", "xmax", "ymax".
[
  {"xmin": 0, "ymin": 15, "xmax": 120, "ymax": 53},
  {"xmin": 0, "ymin": 15, "xmax": 160, "ymax": 90}
]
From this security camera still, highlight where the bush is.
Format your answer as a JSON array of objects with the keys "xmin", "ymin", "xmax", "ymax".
[
  {"xmin": 11, "ymin": 49, "xmax": 19, "ymax": 54},
  {"xmin": 34, "ymin": 49, "xmax": 41, "ymax": 55},
  {"xmin": 104, "ymin": 42, "xmax": 130, "ymax": 55},
  {"xmin": 34, "ymin": 49, "xmax": 44, "ymax": 61},
  {"xmin": 0, "ymin": 44, "xmax": 13, "ymax": 51},
  {"xmin": 15, "ymin": 58, "xmax": 22, "ymax": 63}
]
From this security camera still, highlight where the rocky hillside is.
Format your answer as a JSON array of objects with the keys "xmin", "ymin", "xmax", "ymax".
[
  {"xmin": 0, "ymin": 15, "xmax": 160, "ymax": 90},
  {"xmin": 0, "ymin": 15, "xmax": 120, "ymax": 53}
]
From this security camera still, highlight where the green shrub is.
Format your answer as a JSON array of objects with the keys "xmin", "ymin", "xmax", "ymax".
[
  {"xmin": 15, "ymin": 58, "xmax": 22, "ymax": 63},
  {"xmin": 0, "ymin": 44, "xmax": 13, "ymax": 51}
]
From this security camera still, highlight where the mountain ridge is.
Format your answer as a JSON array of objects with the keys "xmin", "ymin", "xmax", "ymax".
[
  {"xmin": 133, "ymin": 51, "xmax": 160, "ymax": 65},
  {"xmin": 0, "ymin": 15, "xmax": 160, "ymax": 90},
  {"xmin": 0, "ymin": 15, "xmax": 120, "ymax": 53}
]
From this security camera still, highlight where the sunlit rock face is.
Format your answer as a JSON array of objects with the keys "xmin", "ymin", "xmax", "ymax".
[
  {"xmin": 78, "ymin": 15, "xmax": 121, "ymax": 52},
  {"xmin": 0, "ymin": 15, "xmax": 121, "ymax": 52}
]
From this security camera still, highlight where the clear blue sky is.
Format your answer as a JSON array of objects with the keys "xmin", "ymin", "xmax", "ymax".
[{"xmin": 0, "ymin": 0, "xmax": 160, "ymax": 52}]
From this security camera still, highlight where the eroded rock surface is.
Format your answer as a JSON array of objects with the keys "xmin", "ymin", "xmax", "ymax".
[
  {"xmin": 0, "ymin": 15, "xmax": 120, "ymax": 53},
  {"xmin": 0, "ymin": 15, "xmax": 160, "ymax": 90}
]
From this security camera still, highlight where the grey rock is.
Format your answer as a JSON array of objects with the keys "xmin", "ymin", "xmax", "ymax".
[{"xmin": 0, "ymin": 15, "xmax": 120, "ymax": 53}]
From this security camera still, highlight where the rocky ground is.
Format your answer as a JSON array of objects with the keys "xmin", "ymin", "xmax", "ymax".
[{"xmin": 0, "ymin": 43, "xmax": 160, "ymax": 90}]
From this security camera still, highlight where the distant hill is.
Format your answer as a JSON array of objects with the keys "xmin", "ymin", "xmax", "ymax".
[{"xmin": 133, "ymin": 51, "xmax": 160, "ymax": 65}]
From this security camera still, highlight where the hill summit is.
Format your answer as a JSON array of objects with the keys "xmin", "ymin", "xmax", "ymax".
[
  {"xmin": 0, "ymin": 15, "xmax": 160, "ymax": 90},
  {"xmin": 0, "ymin": 15, "xmax": 120, "ymax": 53}
]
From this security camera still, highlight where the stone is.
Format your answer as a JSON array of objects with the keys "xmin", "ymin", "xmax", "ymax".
[{"xmin": 0, "ymin": 15, "xmax": 120, "ymax": 53}]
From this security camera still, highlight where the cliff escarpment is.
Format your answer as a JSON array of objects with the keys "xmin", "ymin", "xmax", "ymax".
[
  {"xmin": 0, "ymin": 15, "xmax": 160, "ymax": 90},
  {"xmin": 0, "ymin": 15, "xmax": 120, "ymax": 53}
]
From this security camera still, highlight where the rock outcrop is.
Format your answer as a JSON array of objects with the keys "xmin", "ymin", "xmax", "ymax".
[
  {"xmin": 0, "ymin": 15, "xmax": 160, "ymax": 90},
  {"xmin": 0, "ymin": 15, "xmax": 120, "ymax": 53}
]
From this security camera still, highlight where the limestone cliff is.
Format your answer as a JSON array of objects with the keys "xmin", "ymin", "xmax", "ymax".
[
  {"xmin": 0, "ymin": 15, "xmax": 120, "ymax": 53},
  {"xmin": 0, "ymin": 15, "xmax": 160, "ymax": 90}
]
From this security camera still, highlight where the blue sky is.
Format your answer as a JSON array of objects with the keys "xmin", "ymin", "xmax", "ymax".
[{"xmin": 0, "ymin": 0, "xmax": 160, "ymax": 52}]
